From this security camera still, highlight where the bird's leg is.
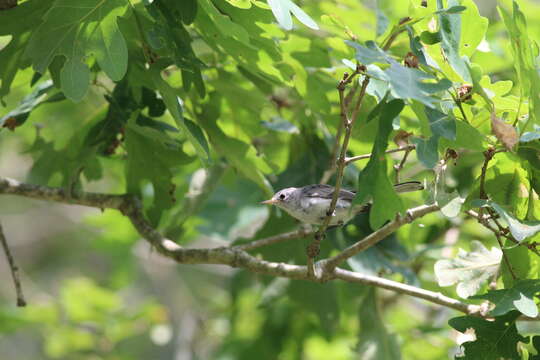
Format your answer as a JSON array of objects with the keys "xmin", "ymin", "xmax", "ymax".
[{"xmin": 306, "ymin": 232, "xmax": 325, "ymax": 258}]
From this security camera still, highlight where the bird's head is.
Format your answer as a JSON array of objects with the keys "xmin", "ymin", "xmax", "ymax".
[{"xmin": 260, "ymin": 187, "xmax": 298, "ymax": 210}]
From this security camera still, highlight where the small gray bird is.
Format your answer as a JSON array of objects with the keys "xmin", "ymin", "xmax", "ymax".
[{"xmin": 261, "ymin": 181, "xmax": 424, "ymax": 226}]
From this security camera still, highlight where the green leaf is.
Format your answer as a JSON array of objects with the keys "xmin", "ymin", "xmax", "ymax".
[
  {"xmin": 471, "ymin": 279, "xmax": 540, "ymax": 317},
  {"xmin": 0, "ymin": 81, "xmax": 64, "ymax": 130},
  {"xmin": 345, "ymin": 40, "xmax": 390, "ymax": 64},
  {"xmin": 499, "ymin": 1, "xmax": 540, "ymax": 132},
  {"xmin": 348, "ymin": 229, "xmax": 418, "ymax": 285},
  {"xmin": 518, "ymin": 141, "xmax": 540, "ymax": 172},
  {"xmin": 59, "ymin": 58, "xmax": 90, "ymax": 102},
  {"xmin": 474, "ymin": 200, "xmax": 540, "ymax": 242},
  {"xmin": 356, "ymin": 288, "xmax": 402, "ymax": 360},
  {"xmin": 412, "ymin": 136, "xmax": 439, "ymax": 169},
  {"xmin": 437, "ymin": 190, "xmax": 464, "ymax": 218},
  {"xmin": 531, "ymin": 336, "xmax": 540, "ymax": 360},
  {"xmin": 375, "ymin": 4, "xmax": 389, "ymax": 38},
  {"xmin": 434, "ymin": 240, "xmax": 502, "ymax": 298},
  {"xmin": 147, "ymin": 1, "xmax": 206, "ymax": 97},
  {"xmin": 521, "ymin": 125, "xmax": 540, "ymax": 143},
  {"xmin": 439, "ymin": 119, "xmax": 485, "ymax": 151},
  {"xmin": 420, "ymin": 31, "xmax": 441, "ymax": 45},
  {"xmin": 25, "ymin": 0, "xmax": 128, "ymax": 100},
  {"xmin": 125, "ymin": 115, "xmax": 194, "ymax": 224},
  {"xmin": 149, "ymin": 66, "xmax": 210, "ymax": 163},
  {"xmin": 384, "ymin": 63, "xmax": 452, "ymax": 108},
  {"xmin": 356, "ymin": 99, "xmax": 405, "ymax": 229},
  {"xmin": 449, "ymin": 311, "xmax": 528, "ymax": 360},
  {"xmin": 261, "ymin": 119, "xmax": 300, "ymax": 134},
  {"xmin": 425, "ymin": 107, "xmax": 456, "ymax": 140},
  {"xmin": 434, "ymin": 5, "xmax": 466, "ymax": 15},
  {"xmin": 267, "ymin": 0, "xmax": 319, "ymax": 30},
  {"xmin": 225, "ymin": 0, "xmax": 252, "ymax": 9},
  {"xmin": 197, "ymin": 93, "xmax": 273, "ymax": 195},
  {"xmin": 288, "ymin": 281, "xmax": 338, "ymax": 338},
  {"xmin": 436, "ymin": 0, "xmax": 471, "ymax": 82},
  {"xmin": 412, "ymin": 107, "xmax": 456, "ymax": 168},
  {"xmin": 0, "ymin": 0, "xmax": 51, "ymax": 99},
  {"xmin": 167, "ymin": 0, "xmax": 198, "ymax": 24},
  {"xmin": 459, "ymin": 0, "xmax": 488, "ymax": 58}
]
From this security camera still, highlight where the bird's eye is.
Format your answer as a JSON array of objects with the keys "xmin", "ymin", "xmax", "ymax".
[{"xmin": 279, "ymin": 194, "xmax": 286, "ymax": 200}]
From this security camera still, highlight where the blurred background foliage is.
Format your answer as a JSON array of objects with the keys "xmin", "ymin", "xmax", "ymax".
[{"xmin": 0, "ymin": 0, "xmax": 540, "ymax": 359}]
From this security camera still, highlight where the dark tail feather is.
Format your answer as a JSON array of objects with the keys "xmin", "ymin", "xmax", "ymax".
[{"xmin": 393, "ymin": 181, "xmax": 424, "ymax": 193}]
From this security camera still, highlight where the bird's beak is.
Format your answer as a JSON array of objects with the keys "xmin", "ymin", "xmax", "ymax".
[{"xmin": 260, "ymin": 199, "xmax": 277, "ymax": 205}]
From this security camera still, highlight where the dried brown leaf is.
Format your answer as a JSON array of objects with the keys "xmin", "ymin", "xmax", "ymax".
[{"xmin": 491, "ymin": 112, "xmax": 518, "ymax": 151}]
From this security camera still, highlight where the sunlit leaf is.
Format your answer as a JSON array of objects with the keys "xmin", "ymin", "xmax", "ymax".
[
  {"xmin": 471, "ymin": 279, "xmax": 540, "ymax": 317},
  {"xmin": 267, "ymin": 0, "xmax": 319, "ymax": 30},
  {"xmin": 434, "ymin": 240, "xmax": 501, "ymax": 298},
  {"xmin": 25, "ymin": 0, "xmax": 129, "ymax": 100},
  {"xmin": 474, "ymin": 199, "xmax": 540, "ymax": 242},
  {"xmin": 436, "ymin": 0, "xmax": 471, "ymax": 82}
]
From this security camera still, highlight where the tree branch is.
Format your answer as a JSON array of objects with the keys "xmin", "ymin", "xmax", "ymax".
[
  {"xmin": 2, "ymin": 176, "xmax": 538, "ymax": 319},
  {"xmin": 0, "ymin": 220, "xmax": 26, "ymax": 306},
  {"xmin": 324, "ymin": 204, "xmax": 440, "ymax": 270},
  {"xmin": 333, "ymin": 268, "xmax": 480, "ymax": 315},
  {"xmin": 235, "ymin": 227, "xmax": 313, "ymax": 251}
]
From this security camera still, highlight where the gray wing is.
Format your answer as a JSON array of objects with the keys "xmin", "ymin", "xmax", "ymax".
[{"xmin": 300, "ymin": 184, "xmax": 356, "ymax": 202}]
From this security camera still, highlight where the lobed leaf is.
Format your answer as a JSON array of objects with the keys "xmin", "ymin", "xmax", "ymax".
[
  {"xmin": 434, "ymin": 240, "xmax": 501, "ymax": 298},
  {"xmin": 25, "ymin": 0, "xmax": 128, "ymax": 101},
  {"xmin": 471, "ymin": 279, "xmax": 540, "ymax": 318},
  {"xmin": 449, "ymin": 311, "xmax": 527, "ymax": 360}
]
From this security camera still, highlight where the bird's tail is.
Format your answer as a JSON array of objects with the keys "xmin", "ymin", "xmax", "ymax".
[{"xmin": 393, "ymin": 181, "xmax": 424, "ymax": 193}]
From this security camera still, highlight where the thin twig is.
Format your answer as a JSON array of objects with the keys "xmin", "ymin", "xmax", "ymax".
[
  {"xmin": 394, "ymin": 146, "xmax": 413, "ymax": 183},
  {"xmin": 0, "ymin": 221, "xmax": 26, "ymax": 307},
  {"xmin": 323, "ymin": 204, "xmax": 440, "ymax": 270},
  {"xmin": 235, "ymin": 228, "xmax": 313, "ymax": 251},
  {"xmin": 320, "ymin": 121, "xmax": 345, "ymax": 185},
  {"xmin": 449, "ymin": 90, "xmax": 468, "ymax": 122},
  {"xmin": 466, "ymin": 210, "xmax": 540, "ymax": 257},
  {"xmin": 495, "ymin": 232, "xmax": 518, "ymax": 280},
  {"xmin": 479, "ymin": 147, "xmax": 495, "ymax": 200},
  {"xmin": 307, "ymin": 75, "xmax": 370, "ymax": 268},
  {"xmin": 319, "ymin": 69, "xmax": 362, "ymax": 185},
  {"xmin": 345, "ymin": 145, "xmax": 416, "ymax": 164}
]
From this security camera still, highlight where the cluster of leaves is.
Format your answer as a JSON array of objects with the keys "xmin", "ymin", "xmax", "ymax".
[{"xmin": 1, "ymin": 0, "xmax": 540, "ymax": 358}]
